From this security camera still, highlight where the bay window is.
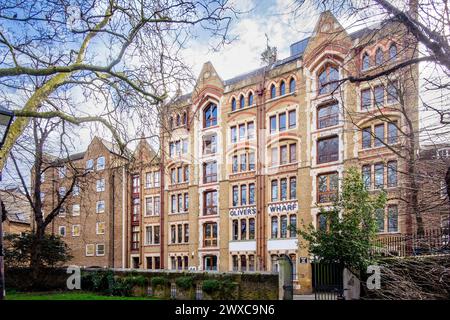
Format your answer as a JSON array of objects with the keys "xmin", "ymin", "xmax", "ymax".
[
  {"xmin": 362, "ymin": 165, "xmax": 372, "ymax": 189},
  {"xmin": 387, "ymin": 161, "xmax": 397, "ymax": 187},
  {"xmin": 374, "ymin": 163, "xmax": 384, "ymax": 189},
  {"xmin": 374, "ymin": 124, "xmax": 385, "ymax": 147}
]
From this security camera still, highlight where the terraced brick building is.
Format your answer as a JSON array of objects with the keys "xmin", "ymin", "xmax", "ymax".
[{"xmin": 40, "ymin": 11, "xmax": 444, "ymax": 294}]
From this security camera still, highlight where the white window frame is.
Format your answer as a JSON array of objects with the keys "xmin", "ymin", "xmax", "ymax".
[
  {"xmin": 72, "ymin": 204, "xmax": 80, "ymax": 216},
  {"xmin": 182, "ymin": 138, "xmax": 188, "ymax": 154},
  {"xmin": 154, "ymin": 196, "xmax": 160, "ymax": 216},
  {"xmin": 86, "ymin": 244, "xmax": 95, "ymax": 257},
  {"xmin": 96, "ymin": 222, "xmax": 105, "ymax": 235},
  {"xmin": 96, "ymin": 244, "xmax": 105, "ymax": 256},
  {"xmin": 73, "ymin": 184, "xmax": 80, "ymax": 196},
  {"xmin": 96, "ymin": 179, "xmax": 105, "ymax": 192},
  {"xmin": 154, "ymin": 172, "xmax": 160, "ymax": 187},
  {"xmin": 145, "ymin": 172, "xmax": 153, "ymax": 188},
  {"xmin": 96, "ymin": 156, "xmax": 105, "ymax": 171},
  {"xmin": 58, "ymin": 207, "xmax": 66, "ymax": 217},
  {"xmin": 72, "ymin": 224, "xmax": 81, "ymax": 237},
  {"xmin": 86, "ymin": 159, "xmax": 94, "ymax": 171},
  {"xmin": 96, "ymin": 200, "xmax": 105, "ymax": 213},
  {"xmin": 58, "ymin": 226, "xmax": 66, "ymax": 237},
  {"xmin": 58, "ymin": 187, "xmax": 66, "ymax": 197},
  {"xmin": 145, "ymin": 196, "xmax": 153, "ymax": 216},
  {"xmin": 58, "ymin": 166, "xmax": 66, "ymax": 179},
  {"xmin": 145, "ymin": 225, "xmax": 156, "ymax": 245}
]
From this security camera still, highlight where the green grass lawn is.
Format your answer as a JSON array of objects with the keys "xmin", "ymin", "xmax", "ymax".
[{"xmin": 6, "ymin": 291, "xmax": 158, "ymax": 300}]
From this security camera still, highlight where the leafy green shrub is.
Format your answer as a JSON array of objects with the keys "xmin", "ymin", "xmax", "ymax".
[
  {"xmin": 202, "ymin": 279, "xmax": 220, "ymax": 293},
  {"xmin": 219, "ymin": 279, "xmax": 237, "ymax": 299},
  {"xmin": 80, "ymin": 272, "xmax": 94, "ymax": 291},
  {"xmin": 4, "ymin": 232, "xmax": 72, "ymax": 268},
  {"xmin": 110, "ymin": 277, "xmax": 132, "ymax": 296},
  {"xmin": 175, "ymin": 276, "xmax": 194, "ymax": 290},
  {"xmin": 123, "ymin": 275, "xmax": 148, "ymax": 287},
  {"xmin": 89, "ymin": 271, "xmax": 113, "ymax": 292},
  {"xmin": 202, "ymin": 279, "xmax": 238, "ymax": 298},
  {"xmin": 151, "ymin": 276, "xmax": 168, "ymax": 288}
]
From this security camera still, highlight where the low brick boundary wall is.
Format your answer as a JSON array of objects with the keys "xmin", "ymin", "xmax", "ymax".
[{"xmin": 5, "ymin": 267, "xmax": 279, "ymax": 300}]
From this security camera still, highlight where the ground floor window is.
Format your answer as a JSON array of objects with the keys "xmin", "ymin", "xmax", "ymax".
[
  {"xmin": 271, "ymin": 255, "xmax": 278, "ymax": 272},
  {"xmin": 204, "ymin": 255, "xmax": 218, "ymax": 271},
  {"xmin": 170, "ymin": 256, "xmax": 189, "ymax": 270},
  {"xmin": 146, "ymin": 256, "xmax": 161, "ymax": 270},
  {"xmin": 132, "ymin": 257, "xmax": 139, "ymax": 269},
  {"xmin": 231, "ymin": 254, "xmax": 255, "ymax": 272}
]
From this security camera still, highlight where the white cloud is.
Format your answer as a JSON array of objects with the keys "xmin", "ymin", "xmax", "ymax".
[{"xmin": 181, "ymin": 0, "xmax": 321, "ymax": 82}]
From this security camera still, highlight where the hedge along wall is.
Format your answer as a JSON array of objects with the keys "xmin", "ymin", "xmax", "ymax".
[{"xmin": 5, "ymin": 268, "xmax": 279, "ymax": 300}]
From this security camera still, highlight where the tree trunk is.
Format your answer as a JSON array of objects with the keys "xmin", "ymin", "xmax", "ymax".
[
  {"xmin": 446, "ymin": 167, "xmax": 450, "ymax": 204},
  {"xmin": 29, "ymin": 224, "xmax": 45, "ymax": 288},
  {"xmin": 408, "ymin": 146, "xmax": 423, "ymax": 236}
]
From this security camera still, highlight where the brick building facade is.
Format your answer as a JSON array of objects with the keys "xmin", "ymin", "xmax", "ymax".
[
  {"xmin": 37, "ymin": 12, "xmax": 449, "ymax": 294},
  {"xmin": 41, "ymin": 137, "xmax": 128, "ymax": 268},
  {"xmin": 1, "ymin": 188, "xmax": 31, "ymax": 235}
]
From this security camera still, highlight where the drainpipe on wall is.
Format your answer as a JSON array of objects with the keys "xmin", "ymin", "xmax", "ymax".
[
  {"xmin": 122, "ymin": 166, "xmax": 126, "ymax": 268},
  {"xmin": 256, "ymin": 67, "xmax": 268, "ymax": 271},
  {"xmin": 111, "ymin": 171, "xmax": 115, "ymax": 268},
  {"xmin": 159, "ymin": 126, "xmax": 165, "ymax": 269},
  {"xmin": 139, "ymin": 144, "xmax": 144, "ymax": 267}
]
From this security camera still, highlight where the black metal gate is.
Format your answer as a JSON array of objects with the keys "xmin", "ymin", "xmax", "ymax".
[{"xmin": 312, "ymin": 262, "xmax": 344, "ymax": 300}]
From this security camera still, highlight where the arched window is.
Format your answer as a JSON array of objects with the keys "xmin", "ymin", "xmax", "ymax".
[
  {"xmin": 280, "ymin": 81, "xmax": 286, "ymax": 96},
  {"xmin": 375, "ymin": 48, "xmax": 384, "ymax": 65},
  {"xmin": 239, "ymin": 95, "xmax": 245, "ymax": 109},
  {"xmin": 176, "ymin": 114, "xmax": 180, "ymax": 126},
  {"xmin": 389, "ymin": 44, "xmax": 397, "ymax": 60},
  {"xmin": 203, "ymin": 103, "xmax": 217, "ymax": 128},
  {"xmin": 270, "ymin": 84, "xmax": 276, "ymax": 99},
  {"xmin": 318, "ymin": 65, "xmax": 339, "ymax": 95},
  {"xmin": 231, "ymin": 98, "xmax": 236, "ymax": 111},
  {"xmin": 289, "ymin": 78, "xmax": 296, "ymax": 93},
  {"xmin": 248, "ymin": 92, "xmax": 254, "ymax": 106},
  {"xmin": 362, "ymin": 52, "xmax": 370, "ymax": 70},
  {"xmin": 182, "ymin": 112, "xmax": 187, "ymax": 125}
]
